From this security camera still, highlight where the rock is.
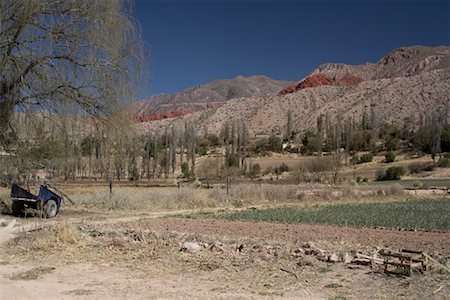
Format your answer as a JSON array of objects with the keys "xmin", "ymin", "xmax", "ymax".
[
  {"xmin": 210, "ymin": 242, "xmax": 225, "ymax": 253},
  {"xmin": 303, "ymin": 241, "xmax": 315, "ymax": 248},
  {"xmin": 344, "ymin": 252, "xmax": 353, "ymax": 264},
  {"xmin": 278, "ymin": 73, "xmax": 363, "ymax": 96},
  {"xmin": 328, "ymin": 253, "xmax": 340, "ymax": 263},
  {"xmin": 316, "ymin": 251, "xmax": 328, "ymax": 262},
  {"xmin": 297, "ymin": 256, "xmax": 315, "ymax": 267},
  {"xmin": 181, "ymin": 242, "xmax": 201, "ymax": 253},
  {"xmin": 303, "ymin": 242, "xmax": 326, "ymax": 259},
  {"xmin": 291, "ymin": 247, "xmax": 305, "ymax": 257},
  {"xmin": 279, "ymin": 74, "xmax": 334, "ymax": 96},
  {"xmin": 137, "ymin": 108, "xmax": 195, "ymax": 122},
  {"xmin": 338, "ymin": 75, "xmax": 363, "ymax": 86}
]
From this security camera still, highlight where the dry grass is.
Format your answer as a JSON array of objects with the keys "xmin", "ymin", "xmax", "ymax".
[
  {"xmin": 75, "ymin": 187, "xmax": 220, "ymax": 211},
  {"xmin": 9, "ymin": 266, "xmax": 55, "ymax": 280},
  {"xmin": 9, "ymin": 223, "xmax": 86, "ymax": 256},
  {"xmin": 6, "ymin": 222, "xmax": 181, "ymax": 272},
  {"xmin": 72, "ymin": 184, "xmax": 299, "ymax": 211},
  {"xmin": 295, "ymin": 182, "xmax": 405, "ymax": 204},
  {"xmin": 228, "ymin": 184, "xmax": 298, "ymax": 207},
  {"xmin": 1, "ymin": 182, "xmax": 410, "ymax": 218}
]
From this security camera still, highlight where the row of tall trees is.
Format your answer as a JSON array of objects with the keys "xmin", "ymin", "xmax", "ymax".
[
  {"xmin": 286, "ymin": 103, "xmax": 449, "ymax": 163},
  {"xmin": 223, "ymin": 120, "xmax": 248, "ymax": 169}
]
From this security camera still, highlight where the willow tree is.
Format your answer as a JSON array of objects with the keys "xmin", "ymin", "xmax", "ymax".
[{"xmin": 0, "ymin": 0, "xmax": 147, "ymax": 147}]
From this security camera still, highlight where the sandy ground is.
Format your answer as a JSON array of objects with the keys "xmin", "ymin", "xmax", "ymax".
[{"xmin": 0, "ymin": 209, "xmax": 449, "ymax": 299}]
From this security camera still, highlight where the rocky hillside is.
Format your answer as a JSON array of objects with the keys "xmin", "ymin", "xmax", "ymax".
[
  {"xmin": 134, "ymin": 76, "xmax": 293, "ymax": 121},
  {"xmin": 278, "ymin": 45, "xmax": 450, "ymax": 95},
  {"xmin": 136, "ymin": 45, "xmax": 450, "ymax": 135}
]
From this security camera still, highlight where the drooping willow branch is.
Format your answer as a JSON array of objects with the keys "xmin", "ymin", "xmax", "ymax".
[{"xmin": 0, "ymin": 0, "xmax": 149, "ymax": 145}]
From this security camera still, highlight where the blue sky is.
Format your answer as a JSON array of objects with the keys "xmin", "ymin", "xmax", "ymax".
[{"xmin": 134, "ymin": 0, "xmax": 449, "ymax": 97}]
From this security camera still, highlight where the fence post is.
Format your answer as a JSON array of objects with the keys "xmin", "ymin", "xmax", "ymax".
[{"xmin": 226, "ymin": 177, "xmax": 230, "ymax": 196}]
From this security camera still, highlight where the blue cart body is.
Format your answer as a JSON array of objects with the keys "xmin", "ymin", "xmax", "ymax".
[{"xmin": 11, "ymin": 184, "xmax": 62, "ymax": 217}]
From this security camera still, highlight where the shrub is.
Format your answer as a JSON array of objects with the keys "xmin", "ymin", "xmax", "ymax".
[
  {"xmin": 441, "ymin": 125, "xmax": 450, "ymax": 152},
  {"xmin": 408, "ymin": 162, "xmax": 435, "ymax": 174},
  {"xmin": 195, "ymin": 145, "xmax": 208, "ymax": 156},
  {"xmin": 355, "ymin": 176, "xmax": 369, "ymax": 183},
  {"xmin": 278, "ymin": 163, "xmax": 289, "ymax": 173},
  {"xmin": 226, "ymin": 154, "xmax": 240, "ymax": 168},
  {"xmin": 385, "ymin": 151, "xmax": 396, "ymax": 163},
  {"xmin": 375, "ymin": 168, "xmax": 386, "ymax": 181},
  {"xmin": 181, "ymin": 162, "xmax": 193, "ymax": 180},
  {"xmin": 353, "ymin": 153, "xmax": 373, "ymax": 164},
  {"xmin": 298, "ymin": 155, "xmax": 342, "ymax": 183},
  {"xmin": 268, "ymin": 135, "xmax": 282, "ymax": 152},
  {"xmin": 437, "ymin": 158, "xmax": 450, "ymax": 168},
  {"xmin": 248, "ymin": 164, "xmax": 261, "ymax": 177},
  {"xmin": 413, "ymin": 180, "xmax": 423, "ymax": 188},
  {"xmin": 207, "ymin": 134, "xmax": 220, "ymax": 147},
  {"xmin": 384, "ymin": 166, "xmax": 405, "ymax": 180},
  {"xmin": 359, "ymin": 153, "xmax": 373, "ymax": 163},
  {"xmin": 274, "ymin": 163, "xmax": 289, "ymax": 175}
]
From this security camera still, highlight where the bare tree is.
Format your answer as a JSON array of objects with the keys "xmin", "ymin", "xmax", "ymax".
[
  {"xmin": 316, "ymin": 114, "xmax": 324, "ymax": 156},
  {"xmin": 223, "ymin": 121, "xmax": 230, "ymax": 167},
  {"xmin": 163, "ymin": 125, "xmax": 170, "ymax": 178},
  {"xmin": 188, "ymin": 124, "xmax": 196, "ymax": 176},
  {"xmin": 171, "ymin": 125, "xmax": 177, "ymax": 174},
  {"xmin": 231, "ymin": 121, "xmax": 236, "ymax": 155},
  {"xmin": 430, "ymin": 111, "xmax": 442, "ymax": 162},
  {"xmin": 241, "ymin": 122, "xmax": 248, "ymax": 167},
  {"xmin": 0, "ymin": 0, "xmax": 148, "ymax": 146},
  {"xmin": 286, "ymin": 110, "xmax": 293, "ymax": 141},
  {"xmin": 237, "ymin": 121, "xmax": 242, "ymax": 168}
]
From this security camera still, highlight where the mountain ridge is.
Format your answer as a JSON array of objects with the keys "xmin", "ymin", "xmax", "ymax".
[
  {"xmin": 134, "ymin": 75, "xmax": 294, "ymax": 121},
  {"xmin": 135, "ymin": 45, "xmax": 450, "ymax": 135}
]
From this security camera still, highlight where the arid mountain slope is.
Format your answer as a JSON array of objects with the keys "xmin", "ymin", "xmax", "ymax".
[
  {"xmin": 136, "ymin": 46, "xmax": 450, "ymax": 135},
  {"xmin": 279, "ymin": 45, "xmax": 450, "ymax": 95},
  {"xmin": 134, "ymin": 76, "xmax": 294, "ymax": 121}
]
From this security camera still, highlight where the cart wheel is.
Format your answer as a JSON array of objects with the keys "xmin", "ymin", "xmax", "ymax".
[
  {"xmin": 44, "ymin": 200, "xmax": 58, "ymax": 218},
  {"xmin": 12, "ymin": 202, "xmax": 24, "ymax": 217}
]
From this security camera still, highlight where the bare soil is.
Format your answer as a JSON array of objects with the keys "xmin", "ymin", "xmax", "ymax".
[
  {"xmin": 1, "ymin": 209, "xmax": 449, "ymax": 299},
  {"xmin": 112, "ymin": 217, "xmax": 450, "ymax": 256}
]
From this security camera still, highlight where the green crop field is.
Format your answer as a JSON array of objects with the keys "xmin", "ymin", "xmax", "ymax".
[{"xmin": 200, "ymin": 199, "xmax": 450, "ymax": 230}]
